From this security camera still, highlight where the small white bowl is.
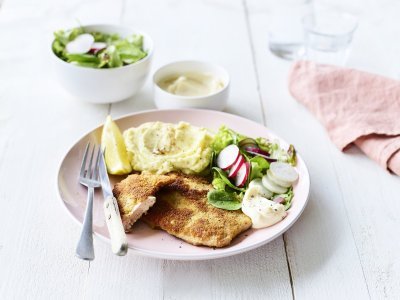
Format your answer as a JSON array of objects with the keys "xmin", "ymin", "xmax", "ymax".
[
  {"xmin": 51, "ymin": 24, "xmax": 153, "ymax": 104},
  {"xmin": 153, "ymin": 61, "xmax": 230, "ymax": 111}
]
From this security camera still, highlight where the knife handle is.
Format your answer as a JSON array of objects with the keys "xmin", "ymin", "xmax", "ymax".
[{"xmin": 103, "ymin": 196, "xmax": 128, "ymax": 256}]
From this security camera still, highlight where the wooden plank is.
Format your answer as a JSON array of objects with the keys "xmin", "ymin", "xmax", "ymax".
[
  {"xmin": 0, "ymin": 0, "xmax": 121, "ymax": 298},
  {"xmin": 325, "ymin": 5, "xmax": 400, "ymax": 298},
  {"xmin": 245, "ymin": 0, "xmax": 371, "ymax": 299},
  {"xmin": 84, "ymin": 253, "xmax": 163, "ymax": 300},
  {"xmin": 211, "ymin": 240, "xmax": 293, "ymax": 300}
]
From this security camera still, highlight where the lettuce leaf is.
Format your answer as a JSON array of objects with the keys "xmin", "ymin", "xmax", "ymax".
[
  {"xmin": 207, "ymin": 190, "xmax": 242, "ymax": 210},
  {"xmin": 66, "ymin": 53, "xmax": 100, "ymax": 63},
  {"xmin": 211, "ymin": 167, "xmax": 245, "ymax": 192},
  {"xmin": 212, "ymin": 126, "xmax": 247, "ymax": 154},
  {"xmin": 127, "ymin": 34, "xmax": 144, "ymax": 47},
  {"xmin": 102, "ymin": 45, "xmax": 122, "ymax": 68},
  {"xmin": 210, "ymin": 126, "xmax": 297, "ymax": 211},
  {"xmin": 212, "ymin": 126, "xmax": 234, "ymax": 154},
  {"xmin": 52, "ymin": 27, "xmax": 147, "ymax": 69},
  {"xmin": 256, "ymin": 137, "xmax": 297, "ymax": 165},
  {"xmin": 54, "ymin": 27, "xmax": 85, "ymax": 46},
  {"xmin": 52, "ymin": 27, "xmax": 85, "ymax": 58},
  {"xmin": 212, "ymin": 176, "xmax": 226, "ymax": 191},
  {"xmin": 274, "ymin": 187, "xmax": 294, "ymax": 210},
  {"xmin": 249, "ymin": 156, "xmax": 270, "ymax": 181}
]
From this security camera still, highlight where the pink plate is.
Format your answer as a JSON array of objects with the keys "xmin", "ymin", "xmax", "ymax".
[{"xmin": 57, "ymin": 109, "xmax": 310, "ymax": 260}]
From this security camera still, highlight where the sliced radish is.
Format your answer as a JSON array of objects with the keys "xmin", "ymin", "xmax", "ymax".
[
  {"xmin": 66, "ymin": 33, "xmax": 95, "ymax": 54},
  {"xmin": 273, "ymin": 197, "xmax": 285, "ymax": 204},
  {"xmin": 244, "ymin": 146, "xmax": 270, "ymax": 156},
  {"xmin": 90, "ymin": 42, "xmax": 107, "ymax": 53},
  {"xmin": 216, "ymin": 144, "xmax": 240, "ymax": 170},
  {"xmin": 262, "ymin": 175, "xmax": 288, "ymax": 194},
  {"xmin": 245, "ymin": 148, "xmax": 276, "ymax": 162},
  {"xmin": 267, "ymin": 169, "xmax": 291, "ymax": 188},
  {"xmin": 228, "ymin": 155, "xmax": 244, "ymax": 178},
  {"xmin": 269, "ymin": 162, "xmax": 298, "ymax": 184},
  {"xmin": 235, "ymin": 162, "xmax": 250, "ymax": 187}
]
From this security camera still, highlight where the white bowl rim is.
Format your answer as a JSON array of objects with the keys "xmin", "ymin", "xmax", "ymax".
[
  {"xmin": 50, "ymin": 23, "xmax": 154, "ymax": 71},
  {"xmin": 153, "ymin": 60, "xmax": 230, "ymax": 100}
]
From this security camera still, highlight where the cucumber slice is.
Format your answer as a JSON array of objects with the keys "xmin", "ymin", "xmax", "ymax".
[
  {"xmin": 262, "ymin": 175, "xmax": 288, "ymax": 194},
  {"xmin": 249, "ymin": 178, "xmax": 273, "ymax": 199},
  {"xmin": 269, "ymin": 162, "xmax": 298, "ymax": 184},
  {"xmin": 267, "ymin": 170, "xmax": 291, "ymax": 188}
]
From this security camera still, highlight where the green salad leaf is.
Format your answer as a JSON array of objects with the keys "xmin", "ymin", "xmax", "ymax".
[
  {"xmin": 52, "ymin": 27, "xmax": 85, "ymax": 57},
  {"xmin": 274, "ymin": 187, "xmax": 294, "ymax": 210},
  {"xmin": 91, "ymin": 31, "xmax": 119, "ymax": 43},
  {"xmin": 207, "ymin": 190, "xmax": 242, "ymax": 210},
  {"xmin": 127, "ymin": 34, "xmax": 144, "ymax": 47},
  {"xmin": 209, "ymin": 125, "xmax": 297, "ymax": 212},
  {"xmin": 212, "ymin": 126, "xmax": 234, "ymax": 154},
  {"xmin": 211, "ymin": 167, "xmax": 245, "ymax": 192},
  {"xmin": 212, "ymin": 176, "xmax": 226, "ymax": 191},
  {"xmin": 52, "ymin": 27, "xmax": 147, "ymax": 69},
  {"xmin": 249, "ymin": 156, "xmax": 269, "ymax": 181},
  {"xmin": 255, "ymin": 137, "xmax": 273, "ymax": 153},
  {"xmin": 287, "ymin": 144, "xmax": 297, "ymax": 166},
  {"xmin": 256, "ymin": 137, "xmax": 297, "ymax": 165},
  {"xmin": 212, "ymin": 126, "xmax": 246, "ymax": 154},
  {"xmin": 55, "ymin": 27, "xmax": 85, "ymax": 45},
  {"xmin": 66, "ymin": 53, "xmax": 100, "ymax": 63},
  {"xmin": 101, "ymin": 45, "xmax": 123, "ymax": 68}
]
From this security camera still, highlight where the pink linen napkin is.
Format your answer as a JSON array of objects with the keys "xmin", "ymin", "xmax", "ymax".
[{"xmin": 288, "ymin": 60, "xmax": 400, "ymax": 175}]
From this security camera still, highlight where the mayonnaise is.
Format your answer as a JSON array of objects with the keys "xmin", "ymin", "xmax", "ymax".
[
  {"xmin": 242, "ymin": 186, "xmax": 287, "ymax": 229},
  {"xmin": 158, "ymin": 72, "xmax": 224, "ymax": 97}
]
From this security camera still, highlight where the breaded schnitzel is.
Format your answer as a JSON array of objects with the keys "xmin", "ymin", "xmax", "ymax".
[
  {"xmin": 113, "ymin": 172, "xmax": 252, "ymax": 247},
  {"xmin": 143, "ymin": 174, "xmax": 252, "ymax": 247},
  {"xmin": 113, "ymin": 173, "xmax": 175, "ymax": 230}
]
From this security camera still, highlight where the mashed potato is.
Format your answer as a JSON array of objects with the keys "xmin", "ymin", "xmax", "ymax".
[{"xmin": 123, "ymin": 121, "xmax": 214, "ymax": 174}]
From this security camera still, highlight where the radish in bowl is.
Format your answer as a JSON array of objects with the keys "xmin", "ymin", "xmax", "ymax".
[{"xmin": 51, "ymin": 24, "xmax": 153, "ymax": 103}]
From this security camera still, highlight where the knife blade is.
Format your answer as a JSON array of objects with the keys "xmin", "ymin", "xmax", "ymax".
[
  {"xmin": 98, "ymin": 151, "xmax": 113, "ymax": 199},
  {"xmin": 98, "ymin": 150, "xmax": 128, "ymax": 256}
]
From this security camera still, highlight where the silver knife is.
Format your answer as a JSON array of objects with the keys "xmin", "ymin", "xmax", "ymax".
[{"xmin": 98, "ymin": 151, "xmax": 128, "ymax": 256}]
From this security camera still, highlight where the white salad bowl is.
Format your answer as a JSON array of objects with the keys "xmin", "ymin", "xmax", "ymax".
[
  {"xmin": 51, "ymin": 24, "xmax": 154, "ymax": 104},
  {"xmin": 153, "ymin": 60, "xmax": 230, "ymax": 111}
]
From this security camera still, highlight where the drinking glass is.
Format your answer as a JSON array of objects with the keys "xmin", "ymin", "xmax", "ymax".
[
  {"xmin": 302, "ymin": 12, "xmax": 358, "ymax": 65},
  {"xmin": 268, "ymin": 0, "xmax": 313, "ymax": 60}
]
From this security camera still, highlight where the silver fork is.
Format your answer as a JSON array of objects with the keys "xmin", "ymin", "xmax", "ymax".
[{"xmin": 75, "ymin": 143, "xmax": 101, "ymax": 261}]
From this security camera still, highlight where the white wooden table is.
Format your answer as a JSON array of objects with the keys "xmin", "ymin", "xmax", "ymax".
[{"xmin": 1, "ymin": 0, "xmax": 400, "ymax": 299}]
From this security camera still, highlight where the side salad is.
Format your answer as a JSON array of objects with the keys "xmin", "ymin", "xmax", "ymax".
[
  {"xmin": 207, "ymin": 126, "xmax": 298, "ymax": 212},
  {"xmin": 52, "ymin": 27, "xmax": 147, "ymax": 68}
]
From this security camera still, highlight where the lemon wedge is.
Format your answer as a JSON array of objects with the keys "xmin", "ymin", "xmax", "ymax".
[{"xmin": 101, "ymin": 115, "xmax": 132, "ymax": 175}]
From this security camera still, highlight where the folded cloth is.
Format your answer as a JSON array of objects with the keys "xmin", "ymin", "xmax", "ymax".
[{"xmin": 288, "ymin": 60, "xmax": 400, "ymax": 175}]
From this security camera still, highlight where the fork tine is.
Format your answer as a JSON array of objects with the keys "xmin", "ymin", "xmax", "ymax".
[
  {"xmin": 87, "ymin": 144, "xmax": 95, "ymax": 179},
  {"xmin": 93, "ymin": 146, "xmax": 102, "ymax": 181},
  {"xmin": 80, "ymin": 143, "xmax": 90, "ymax": 178}
]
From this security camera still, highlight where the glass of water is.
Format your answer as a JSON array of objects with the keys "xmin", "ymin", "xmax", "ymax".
[
  {"xmin": 302, "ymin": 12, "xmax": 358, "ymax": 65},
  {"xmin": 268, "ymin": 0, "xmax": 313, "ymax": 60}
]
